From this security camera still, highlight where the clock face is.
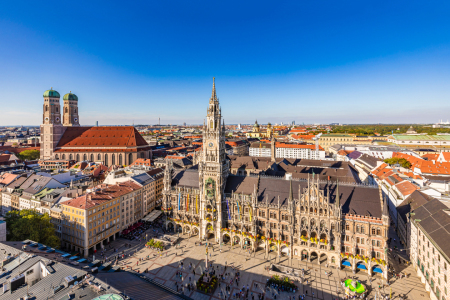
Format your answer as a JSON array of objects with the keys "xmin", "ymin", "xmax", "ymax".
[
  {"xmin": 74, "ymin": 118, "xmax": 78, "ymax": 122},
  {"xmin": 55, "ymin": 117, "xmax": 60, "ymax": 122},
  {"xmin": 208, "ymin": 142, "xmax": 214, "ymax": 148},
  {"xmin": 45, "ymin": 117, "xmax": 49, "ymax": 122}
]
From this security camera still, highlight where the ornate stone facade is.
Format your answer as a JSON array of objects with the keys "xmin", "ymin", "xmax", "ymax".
[{"xmin": 162, "ymin": 79, "xmax": 389, "ymax": 278}]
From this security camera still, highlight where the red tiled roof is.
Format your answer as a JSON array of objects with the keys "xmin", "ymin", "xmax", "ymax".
[
  {"xmin": 226, "ymin": 141, "xmax": 244, "ymax": 147},
  {"xmin": 0, "ymin": 154, "xmax": 16, "ymax": 163},
  {"xmin": 0, "ymin": 173, "xmax": 19, "ymax": 185},
  {"xmin": 395, "ymin": 181, "xmax": 419, "ymax": 197},
  {"xmin": 165, "ymin": 155, "xmax": 185, "ymax": 160},
  {"xmin": 276, "ymin": 143, "xmax": 324, "ymax": 150},
  {"xmin": 56, "ymin": 126, "xmax": 148, "ymax": 148},
  {"xmin": 422, "ymin": 153, "xmax": 440, "ymax": 161},
  {"xmin": 130, "ymin": 158, "xmax": 152, "ymax": 166},
  {"xmin": 291, "ymin": 134, "xmax": 316, "ymax": 140},
  {"xmin": 63, "ymin": 181, "xmax": 141, "ymax": 210}
]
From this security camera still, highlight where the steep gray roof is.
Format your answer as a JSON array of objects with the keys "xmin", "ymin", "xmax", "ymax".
[
  {"xmin": 397, "ymin": 190, "xmax": 432, "ymax": 223},
  {"xmin": 172, "ymin": 169, "xmax": 199, "ymax": 188},
  {"xmin": 224, "ymin": 175, "xmax": 383, "ymax": 218},
  {"xmin": 410, "ymin": 199, "xmax": 450, "ymax": 259}
]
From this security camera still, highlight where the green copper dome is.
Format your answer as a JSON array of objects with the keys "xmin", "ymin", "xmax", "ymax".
[
  {"xmin": 63, "ymin": 92, "xmax": 78, "ymax": 101},
  {"xmin": 43, "ymin": 88, "xmax": 60, "ymax": 98}
]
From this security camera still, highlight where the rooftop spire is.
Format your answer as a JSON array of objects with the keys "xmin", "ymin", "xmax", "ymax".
[
  {"xmin": 288, "ymin": 178, "xmax": 293, "ymax": 201},
  {"xmin": 211, "ymin": 77, "xmax": 217, "ymax": 101},
  {"xmin": 336, "ymin": 179, "xmax": 340, "ymax": 207},
  {"xmin": 382, "ymin": 194, "xmax": 389, "ymax": 216}
]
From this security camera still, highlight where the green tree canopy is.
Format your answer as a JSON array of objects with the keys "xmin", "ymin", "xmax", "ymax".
[
  {"xmin": 17, "ymin": 150, "xmax": 40, "ymax": 161},
  {"xmin": 5, "ymin": 209, "xmax": 60, "ymax": 248},
  {"xmin": 383, "ymin": 157, "xmax": 412, "ymax": 169}
]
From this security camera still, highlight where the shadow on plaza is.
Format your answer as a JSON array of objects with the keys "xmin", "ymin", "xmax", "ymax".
[{"xmin": 104, "ymin": 235, "xmax": 392, "ymax": 300}]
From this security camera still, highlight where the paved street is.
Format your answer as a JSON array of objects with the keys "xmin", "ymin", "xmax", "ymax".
[{"xmin": 97, "ymin": 223, "xmax": 431, "ymax": 300}]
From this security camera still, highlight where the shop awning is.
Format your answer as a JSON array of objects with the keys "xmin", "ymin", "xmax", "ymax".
[
  {"xmin": 357, "ymin": 263, "xmax": 367, "ymax": 270},
  {"xmin": 342, "ymin": 260, "xmax": 351, "ymax": 267},
  {"xmin": 373, "ymin": 267, "xmax": 383, "ymax": 273},
  {"xmin": 142, "ymin": 210, "xmax": 163, "ymax": 222}
]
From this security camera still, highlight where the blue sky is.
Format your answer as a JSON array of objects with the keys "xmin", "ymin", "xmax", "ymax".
[{"xmin": 1, "ymin": 1, "xmax": 449, "ymax": 125}]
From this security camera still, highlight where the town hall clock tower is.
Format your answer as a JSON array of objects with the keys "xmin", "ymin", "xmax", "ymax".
[{"xmin": 198, "ymin": 78, "xmax": 229, "ymax": 242}]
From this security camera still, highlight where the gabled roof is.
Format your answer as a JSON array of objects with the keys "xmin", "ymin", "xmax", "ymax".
[{"xmin": 56, "ymin": 126, "xmax": 148, "ymax": 148}]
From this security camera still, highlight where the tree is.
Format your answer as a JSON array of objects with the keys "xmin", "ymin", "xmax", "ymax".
[
  {"xmin": 17, "ymin": 150, "xmax": 40, "ymax": 161},
  {"xmin": 384, "ymin": 157, "xmax": 412, "ymax": 169},
  {"xmin": 5, "ymin": 209, "xmax": 60, "ymax": 248}
]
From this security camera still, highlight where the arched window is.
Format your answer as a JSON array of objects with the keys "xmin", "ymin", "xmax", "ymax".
[
  {"xmin": 65, "ymin": 107, "xmax": 68, "ymax": 113},
  {"xmin": 45, "ymin": 105, "xmax": 48, "ymax": 112},
  {"xmin": 118, "ymin": 154, "xmax": 123, "ymax": 166},
  {"xmin": 105, "ymin": 155, "xmax": 108, "ymax": 166},
  {"xmin": 356, "ymin": 225, "xmax": 360, "ymax": 233},
  {"xmin": 129, "ymin": 153, "xmax": 133, "ymax": 165},
  {"xmin": 111, "ymin": 154, "xmax": 115, "ymax": 165},
  {"xmin": 76, "ymin": 154, "xmax": 80, "ymax": 162},
  {"xmin": 361, "ymin": 226, "xmax": 365, "ymax": 234},
  {"xmin": 90, "ymin": 154, "xmax": 94, "ymax": 161},
  {"xmin": 376, "ymin": 228, "xmax": 381, "ymax": 236},
  {"xmin": 62, "ymin": 154, "xmax": 66, "ymax": 160},
  {"xmin": 98, "ymin": 154, "xmax": 101, "ymax": 161},
  {"xmin": 372, "ymin": 228, "xmax": 376, "ymax": 235},
  {"xmin": 56, "ymin": 107, "xmax": 58, "ymax": 113},
  {"xmin": 69, "ymin": 154, "xmax": 73, "ymax": 160},
  {"xmin": 140, "ymin": 152, "xmax": 145, "ymax": 159},
  {"xmin": 55, "ymin": 154, "xmax": 59, "ymax": 159},
  {"xmin": 310, "ymin": 219, "xmax": 315, "ymax": 227},
  {"xmin": 83, "ymin": 154, "xmax": 87, "ymax": 161}
]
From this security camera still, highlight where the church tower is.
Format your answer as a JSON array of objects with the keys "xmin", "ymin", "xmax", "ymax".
[
  {"xmin": 199, "ymin": 78, "xmax": 229, "ymax": 242},
  {"xmin": 40, "ymin": 88, "xmax": 65, "ymax": 160},
  {"xmin": 63, "ymin": 92, "xmax": 80, "ymax": 126}
]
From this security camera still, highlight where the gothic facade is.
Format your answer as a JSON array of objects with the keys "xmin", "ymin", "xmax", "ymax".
[{"xmin": 162, "ymin": 79, "xmax": 389, "ymax": 278}]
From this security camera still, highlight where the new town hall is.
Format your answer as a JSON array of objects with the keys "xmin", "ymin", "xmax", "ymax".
[{"xmin": 163, "ymin": 79, "xmax": 389, "ymax": 278}]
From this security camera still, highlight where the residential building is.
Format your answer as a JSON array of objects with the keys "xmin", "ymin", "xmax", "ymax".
[
  {"xmin": 60, "ymin": 180, "xmax": 141, "ymax": 257},
  {"xmin": 396, "ymin": 191, "xmax": 430, "ymax": 248},
  {"xmin": 388, "ymin": 134, "xmax": 450, "ymax": 149},
  {"xmin": 410, "ymin": 199, "xmax": 450, "ymax": 300},
  {"xmin": 225, "ymin": 140, "xmax": 249, "ymax": 156},
  {"xmin": 249, "ymin": 141, "xmax": 325, "ymax": 160}
]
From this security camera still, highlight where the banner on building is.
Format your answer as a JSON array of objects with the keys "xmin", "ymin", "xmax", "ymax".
[
  {"xmin": 226, "ymin": 197, "xmax": 231, "ymax": 220},
  {"xmin": 186, "ymin": 194, "xmax": 189, "ymax": 212}
]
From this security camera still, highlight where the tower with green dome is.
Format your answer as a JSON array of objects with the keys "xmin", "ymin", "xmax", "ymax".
[
  {"xmin": 41, "ymin": 88, "xmax": 66, "ymax": 160},
  {"xmin": 63, "ymin": 91, "xmax": 79, "ymax": 126}
]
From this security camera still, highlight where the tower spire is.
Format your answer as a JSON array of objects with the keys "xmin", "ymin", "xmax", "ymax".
[
  {"xmin": 336, "ymin": 179, "xmax": 340, "ymax": 207},
  {"xmin": 288, "ymin": 177, "xmax": 293, "ymax": 201},
  {"xmin": 211, "ymin": 77, "xmax": 217, "ymax": 101}
]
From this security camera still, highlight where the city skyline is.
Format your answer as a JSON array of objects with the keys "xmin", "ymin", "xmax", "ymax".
[{"xmin": 1, "ymin": 1, "xmax": 449, "ymax": 125}]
